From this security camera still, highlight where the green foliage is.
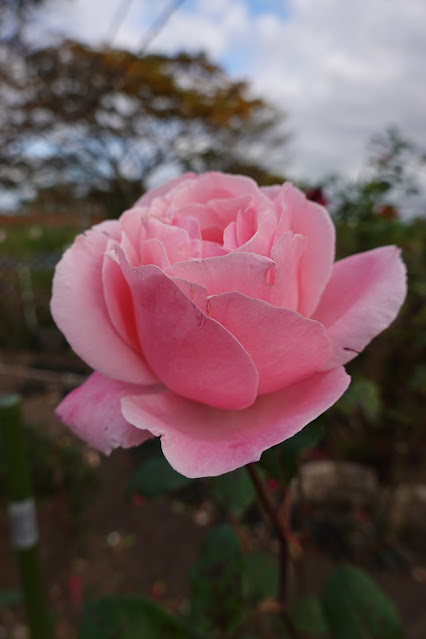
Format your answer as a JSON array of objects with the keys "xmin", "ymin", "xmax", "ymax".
[
  {"xmin": 0, "ymin": 589, "xmax": 22, "ymax": 608},
  {"xmin": 328, "ymin": 127, "xmax": 425, "ymax": 230},
  {"xmin": 336, "ymin": 378, "xmax": 382, "ymax": 425},
  {"xmin": 306, "ymin": 129, "xmax": 426, "ymax": 477},
  {"xmin": 128, "ymin": 454, "xmax": 193, "ymax": 498},
  {"xmin": 242, "ymin": 552, "xmax": 279, "ymax": 603},
  {"xmin": 210, "ymin": 467, "xmax": 256, "ymax": 517},
  {"xmin": 321, "ymin": 565, "xmax": 402, "ymax": 639},
  {"xmin": 189, "ymin": 524, "xmax": 244, "ymax": 637},
  {"xmin": 0, "ymin": 224, "xmax": 77, "ymax": 347},
  {"xmin": 0, "ymin": 225, "xmax": 76, "ymax": 259},
  {"xmin": 260, "ymin": 420, "xmax": 325, "ymax": 483},
  {"xmin": 328, "ymin": 214, "xmax": 426, "ymax": 473},
  {"xmin": 0, "ymin": 423, "xmax": 96, "ymax": 518},
  {"xmin": 290, "ymin": 596, "xmax": 329, "ymax": 638},
  {"xmin": 79, "ymin": 596, "xmax": 190, "ymax": 639}
]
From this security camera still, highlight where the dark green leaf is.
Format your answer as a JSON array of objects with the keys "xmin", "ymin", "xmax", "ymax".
[
  {"xmin": 210, "ymin": 467, "xmax": 256, "ymax": 517},
  {"xmin": 259, "ymin": 421, "xmax": 325, "ymax": 483},
  {"xmin": 190, "ymin": 525, "xmax": 244, "ymax": 637},
  {"xmin": 284, "ymin": 421, "xmax": 326, "ymax": 456},
  {"xmin": 336, "ymin": 379, "xmax": 381, "ymax": 424},
  {"xmin": 242, "ymin": 552, "xmax": 279, "ymax": 603},
  {"xmin": 0, "ymin": 589, "xmax": 22, "ymax": 608},
  {"xmin": 79, "ymin": 596, "xmax": 190, "ymax": 639},
  {"xmin": 321, "ymin": 565, "xmax": 403, "ymax": 639},
  {"xmin": 258, "ymin": 444, "xmax": 285, "ymax": 482},
  {"xmin": 290, "ymin": 596, "xmax": 329, "ymax": 637},
  {"xmin": 128, "ymin": 455, "xmax": 192, "ymax": 498}
]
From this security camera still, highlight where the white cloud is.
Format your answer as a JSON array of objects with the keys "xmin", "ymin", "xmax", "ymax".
[
  {"xmin": 37, "ymin": 0, "xmax": 426, "ymax": 190},
  {"xmin": 36, "ymin": 0, "xmax": 150, "ymax": 48},
  {"xmin": 227, "ymin": 0, "xmax": 426, "ymax": 184}
]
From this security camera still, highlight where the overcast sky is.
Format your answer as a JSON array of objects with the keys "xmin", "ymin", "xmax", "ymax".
[{"xmin": 39, "ymin": 0, "xmax": 426, "ymax": 187}]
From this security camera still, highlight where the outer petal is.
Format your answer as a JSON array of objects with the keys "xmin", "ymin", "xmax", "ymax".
[
  {"xmin": 122, "ymin": 367, "xmax": 350, "ymax": 478},
  {"xmin": 56, "ymin": 372, "xmax": 158, "ymax": 454},
  {"xmin": 312, "ymin": 246, "xmax": 407, "ymax": 368},
  {"xmin": 51, "ymin": 224, "xmax": 157, "ymax": 384},
  {"xmin": 118, "ymin": 251, "xmax": 259, "ymax": 410},
  {"xmin": 208, "ymin": 292, "xmax": 332, "ymax": 394}
]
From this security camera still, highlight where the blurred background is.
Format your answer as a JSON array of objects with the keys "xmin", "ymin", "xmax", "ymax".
[{"xmin": 0, "ymin": 1, "xmax": 425, "ymax": 637}]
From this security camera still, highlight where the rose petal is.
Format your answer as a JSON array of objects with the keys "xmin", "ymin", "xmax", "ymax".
[
  {"xmin": 234, "ymin": 207, "xmax": 278, "ymax": 257},
  {"xmin": 268, "ymin": 231, "xmax": 307, "ymax": 310},
  {"xmin": 207, "ymin": 195, "xmax": 254, "ymax": 241},
  {"xmin": 272, "ymin": 184, "xmax": 335, "ymax": 317},
  {"xmin": 223, "ymin": 220, "xmax": 239, "ymax": 250},
  {"xmin": 118, "ymin": 230, "xmax": 140, "ymax": 266},
  {"xmin": 173, "ymin": 215, "xmax": 202, "ymax": 240},
  {"xmin": 118, "ymin": 251, "xmax": 259, "ymax": 410},
  {"xmin": 166, "ymin": 252, "xmax": 274, "ymax": 299},
  {"xmin": 56, "ymin": 372, "xmax": 158, "ymax": 454},
  {"xmin": 119, "ymin": 207, "xmax": 145, "ymax": 248},
  {"xmin": 201, "ymin": 241, "xmax": 229, "ymax": 258},
  {"xmin": 208, "ymin": 292, "xmax": 332, "ymax": 394},
  {"xmin": 133, "ymin": 172, "xmax": 196, "ymax": 208},
  {"xmin": 312, "ymin": 245, "xmax": 407, "ymax": 368},
  {"xmin": 142, "ymin": 217, "xmax": 201, "ymax": 263},
  {"xmin": 168, "ymin": 175, "xmax": 271, "ymax": 242},
  {"xmin": 51, "ymin": 223, "xmax": 157, "ymax": 384},
  {"xmin": 170, "ymin": 173, "xmax": 269, "ymax": 209},
  {"xmin": 102, "ymin": 242, "xmax": 140, "ymax": 351},
  {"xmin": 171, "ymin": 277, "xmax": 209, "ymax": 309},
  {"xmin": 261, "ymin": 185, "xmax": 281, "ymax": 201},
  {"xmin": 172, "ymin": 203, "xmax": 226, "ymax": 243},
  {"xmin": 236, "ymin": 204, "xmax": 257, "ymax": 245},
  {"xmin": 122, "ymin": 367, "xmax": 350, "ymax": 477},
  {"xmin": 139, "ymin": 238, "xmax": 171, "ymax": 269}
]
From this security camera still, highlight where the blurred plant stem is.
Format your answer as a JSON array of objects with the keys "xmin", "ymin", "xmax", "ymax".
[
  {"xmin": 0, "ymin": 394, "xmax": 53, "ymax": 639},
  {"xmin": 246, "ymin": 463, "xmax": 304, "ymax": 639}
]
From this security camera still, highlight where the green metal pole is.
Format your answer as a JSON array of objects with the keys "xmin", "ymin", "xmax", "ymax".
[{"xmin": 0, "ymin": 394, "xmax": 53, "ymax": 639}]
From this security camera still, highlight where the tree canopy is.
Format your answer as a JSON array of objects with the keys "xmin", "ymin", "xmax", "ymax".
[{"xmin": 0, "ymin": 39, "xmax": 288, "ymax": 216}]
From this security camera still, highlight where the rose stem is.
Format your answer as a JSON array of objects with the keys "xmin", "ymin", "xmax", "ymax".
[
  {"xmin": 246, "ymin": 463, "xmax": 304, "ymax": 639},
  {"xmin": 294, "ymin": 472, "xmax": 308, "ymax": 597}
]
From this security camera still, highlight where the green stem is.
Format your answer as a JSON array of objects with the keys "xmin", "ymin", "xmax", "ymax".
[{"xmin": 0, "ymin": 394, "xmax": 53, "ymax": 639}]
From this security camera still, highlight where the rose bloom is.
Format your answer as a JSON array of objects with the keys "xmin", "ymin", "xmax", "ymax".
[{"xmin": 51, "ymin": 173, "xmax": 406, "ymax": 477}]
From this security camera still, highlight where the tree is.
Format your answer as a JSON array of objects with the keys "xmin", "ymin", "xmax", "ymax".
[
  {"xmin": 0, "ymin": 40, "xmax": 288, "ymax": 217},
  {"xmin": 325, "ymin": 127, "xmax": 425, "ymax": 228}
]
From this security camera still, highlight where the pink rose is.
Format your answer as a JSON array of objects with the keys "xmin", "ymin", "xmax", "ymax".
[{"xmin": 51, "ymin": 172, "xmax": 406, "ymax": 477}]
